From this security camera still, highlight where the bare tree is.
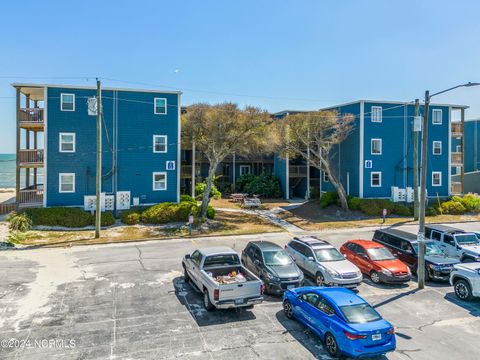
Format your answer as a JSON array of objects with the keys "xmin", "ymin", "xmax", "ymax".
[
  {"xmin": 277, "ymin": 111, "xmax": 355, "ymax": 210},
  {"xmin": 182, "ymin": 103, "xmax": 274, "ymax": 218}
]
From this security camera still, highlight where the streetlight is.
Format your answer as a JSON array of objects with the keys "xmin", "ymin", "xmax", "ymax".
[{"xmin": 417, "ymin": 82, "xmax": 480, "ymax": 289}]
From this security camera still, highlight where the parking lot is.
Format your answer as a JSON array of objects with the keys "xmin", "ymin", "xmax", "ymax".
[{"xmin": 1, "ymin": 223, "xmax": 480, "ymax": 359}]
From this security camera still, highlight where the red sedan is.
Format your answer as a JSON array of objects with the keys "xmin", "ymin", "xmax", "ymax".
[{"xmin": 340, "ymin": 240, "xmax": 411, "ymax": 284}]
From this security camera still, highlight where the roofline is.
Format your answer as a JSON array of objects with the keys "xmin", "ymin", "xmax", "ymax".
[
  {"xmin": 319, "ymin": 99, "xmax": 469, "ymax": 111},
  {"xmin": 11, "ymin": 82, "xmax": 182, "ymax": 95}
]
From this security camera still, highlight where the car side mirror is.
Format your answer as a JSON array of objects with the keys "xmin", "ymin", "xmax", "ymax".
[
  {"xmin": 254, "ymin": 259, "xmax": 261, "ymax": 265},
  {"xmin": 185, "ymin": 254, "xmax": 191, "ymax": 259},
  {"xmin": 307, "ymin": 256, "xmax": 314, "ymax": 261},
  {"xmin": 361, "ymin": 254, "xmax": 368, "ymax": 260},
  {"xmin": 457, "ymin": 245, "xmax": 462, "ymax": 250}
]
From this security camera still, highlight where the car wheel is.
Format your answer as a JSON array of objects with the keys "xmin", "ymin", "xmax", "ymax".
[
  {"xmin": 370, "ymin": 270, "xmax": 381, "ymax": 284},
  {"xmin": 324, "ymin": 333, "xmax": 340, "ymax": 358},
  {"xmin": 454, "ymin": 279, "xmax": 474, "ymax": 301},
  {"xmin": 283, "ymin": 300, "xmax": 294, "ymax": 319},
  {"xmin": 315, "ymin": 272, "xmax": 325, "ymax": 286},
  {"xmin": 203, "ymin": 289, "xmax": 215, "ymax": 311},
  {"xmin": 183, "ymin": 266, "xmax": 190, "ymax": 282}
]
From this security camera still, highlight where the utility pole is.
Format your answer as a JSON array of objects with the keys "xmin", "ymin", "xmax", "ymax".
[
  {"xmin": 191, "ymin": 140, "xmax": 196, "ymax": 198},
  {"xmin": 417, "ymin": 91, "xmax": 429, "ymax": 289},
  {"xmin": 413, "ymin": 99, "xmax": 420, "ymax": 221},
  {"xmin": 95, "ymin": 79, "xmax": 102, "ymax": 239}
]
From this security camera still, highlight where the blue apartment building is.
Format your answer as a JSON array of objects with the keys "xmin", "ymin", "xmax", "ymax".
[
  {"xmin": 13, "ymin": 83, "xmax": 181, "ymax": 210},
  {"xmin": 274, "ymin": 100, "xmax": 467, "ymax": 200}
]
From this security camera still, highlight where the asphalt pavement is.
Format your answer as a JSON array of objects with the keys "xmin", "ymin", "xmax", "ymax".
[{"xmin": 0, "ymin": 222, "xmax": 479, "ymax": 359}]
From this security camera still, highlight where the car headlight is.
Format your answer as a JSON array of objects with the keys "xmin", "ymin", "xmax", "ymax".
[
  {"xmin": 380, "ymin": 269, "xmax": 392, "ymax": 276},
  {"xmin": 265, "ymin": 272, "xmax": 280, "ymax": 281},
  {"xmin": 406, "ymin": 267, "xmax": 411, "ymax": 274},
  {"xmin": 428, "ymin": 264, "xmax": 441, "ymax": 271},
  {"xmin": 326, "ymin": 268, "xmax": 339, "ymax": 277}
]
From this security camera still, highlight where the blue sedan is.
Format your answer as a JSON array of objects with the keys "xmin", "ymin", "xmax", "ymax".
[{"xmin": 282, "ymin": 287, "xmax": 395, "ymax": 358}]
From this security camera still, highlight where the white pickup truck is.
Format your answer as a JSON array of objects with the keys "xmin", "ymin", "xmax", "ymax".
[
  {"xmin": 449, "ymin": 262, "xmax": 480, "ymax": 301},
  {"xmin": 182, "ymin": 246, "xmax": 264, "ymax": 311}
]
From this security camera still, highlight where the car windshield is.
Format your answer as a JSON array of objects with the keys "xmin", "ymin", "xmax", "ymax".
[
  {"xmin": 412, "ymin": 242, "xmax": 444, "ymax": 256},
  {"xmin": 339, "ymin": 303, "xmax": 382, "ymax": 324},
  {"xmin": 455, "ymin": 234, "xmax": 479, "ymax": 245},
  {"xmin": 203, "ymin": 254, "xmax": 240, "ymax": 268},
  {"xmin": 263, "ymin": 250, "xmax": 293, "ymax": 266},
  {"xmin": 367, "ymin": 247, "xmax": 396, "ymax": 261},
  {"xmin": 314, "ymin": 248, "xmax": 344, "ymax": 262}
]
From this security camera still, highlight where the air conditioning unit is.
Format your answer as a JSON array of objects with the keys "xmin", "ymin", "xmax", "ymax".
[
  {"xmin": 116, "ymin": 191, "xmax": 131, "ymax": 210},
  {"xmin": 84, "ymin": 196, "xmax": 96, "ymax": 211}
]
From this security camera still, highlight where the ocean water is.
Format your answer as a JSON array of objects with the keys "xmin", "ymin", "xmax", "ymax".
[
  {"xmin": 0, "ymin": 154, "xmax": 44, "ymax": 189},
  {"xmin": 0, "ymin": 154, "xmax": 15, "ymax": 188}
]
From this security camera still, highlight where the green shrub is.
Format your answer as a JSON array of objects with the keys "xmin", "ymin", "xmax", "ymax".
[
  {"xmin": 237, "ymin": 173, "xmax": 282, "ymax": 198},
  {"xmin": 180, "ymin": 194, "xmax": 197, "ymax": 204},
  {"xmin": 319, "ymin": 191, "xmax": 339, "ymax": 209},
  {"xmin": 426, "ymin": 207, "xmax": 438, "ymax": 217},
  {"xmin": 195, "ymin": 182, "xmax": 222, "ymax": 200},
  {"xmin": 309, "ymin": 187, "xmax": 320, "ymax": 200},
  {"xmin": 101, "ymin": 212, "xmax": 116, "ymax": 226},
  {"xmin": 347, "ymin": 197, "xmax": 362, "ymax": 211},
  {"xmin": 454, "ymin": 194, "xmax": 480, "ymax": 213},
  {"xmin": 440, "ymin": 200, "xmax": 466, "ymax": 215},
  {"xmin": 206, "ymin": 206, "xmax": 216, "ymax": 219},
  {"xmin": 392, "ymin": 204, "xmax": 413, "ymax": 217},
  {"xmin": 141, "ymin": 202, "xmax": 197, "ymax": 224},
  {"xmin": 23, "ymin": 207, "xmax": 93, "ymax": 228},
  {"xmin": 8, "ymin": 212, "xmax": 32, "ymax": 232},
  {"xmin": 358, "ymin": 199, "xmax": 394, "ymax": 216},
  {"xmin": 120, "ymin": 210, "xmax": 141, "ymax": 225}
]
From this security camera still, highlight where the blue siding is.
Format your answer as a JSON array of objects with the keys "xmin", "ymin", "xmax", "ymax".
[
  {"xmin": 46, "ymin": 86, "xmax": 180, "ymax": 207},
  {"xmin": 464, "ymin": 120, "xmax": 480, "ymax": 173},
  {"xmin": 274, "ymin": 155, "xmax": 287, "ymax": 198}
]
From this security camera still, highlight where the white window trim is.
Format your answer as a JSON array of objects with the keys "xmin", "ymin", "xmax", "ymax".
[
  {"xmin": 59, "ymin": 132, "xmax": 76, "ymax": 153},
  {"xmin": 432, "ymin": 109, "xmax": 442, "ymax": 125},
  {"xmin": 239, "ymin": 165, "xmax": 251, "ymax": 176},
  {"xmin": 371, "ymin": 138, "xmax": 382, "ymax": 155},
  {"xmin": 371, "ymin": 106, "xmax": 382, "ymax": 123},
  {"xmin": 456, "ymin": 145, "xmax": 461, "ymax": 152},
  {"xmin": 59, "ymin": 173, "xmax": 75, "ymax": 193},
  {"xmin": 370, "ymin": 171, "xmax": 382, "ymax": 187},
  {"xmin": 323, "ymin": 171, "xmax": 330, "ymax": 182},
  {"xmin": 432, "ymin": 141, "xmax": 442, "ymax": 155},
  {"xmin": 432, "ymin": 171, "xmax": 442, "ymax": 187},
  {"xmin": 153, "ymin": 135, "xmax": 167, "ymax": 153},
  {"xmin": 60, "ymin": 93, "xmax": 75, "ymax": 111},
  {"xmin": 154, "ymin": 97, "xmax": 167, "ymax": 115},
  {"xmin": 153, "ymin": 172, "xmax": 167, "ymax": 191}
]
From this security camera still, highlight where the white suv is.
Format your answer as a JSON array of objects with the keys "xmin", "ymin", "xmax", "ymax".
[
  {"xmin": 285, "ymin": 236, "xmax": 363, "ymax": 288},
  {"xmin": 425, "ymin": 225, "xmax": 480, "ymax": 262},
  {"xmin": 449, "ymin": 263, "xmax": 480, "ymax": 301}
]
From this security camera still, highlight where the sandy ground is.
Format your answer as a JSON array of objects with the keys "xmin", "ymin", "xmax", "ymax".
[{"xmin": 0, "ymin": 188, "xmax": 15, "ymax": 204}]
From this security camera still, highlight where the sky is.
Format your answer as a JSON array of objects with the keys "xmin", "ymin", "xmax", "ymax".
[{"xmin": 1, "ymin": 0, "xmax": 480, "ymax": 153}]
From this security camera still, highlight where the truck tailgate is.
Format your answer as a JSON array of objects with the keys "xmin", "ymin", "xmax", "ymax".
[{"xmin": 218, "ymin": 281, "xmax": 262, "ymax": 302}]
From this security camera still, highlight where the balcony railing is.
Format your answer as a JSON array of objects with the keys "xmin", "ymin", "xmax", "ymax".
[
  {"xmin": 451, "ymin": 152, "xmax": 463, "ymax": 166},
  {"xmin": 181, "ymin": 165, "xmax": 192, "ymax": 178},
  {"xmin": 18, "ymin": 149, "xmax": 44, "ymax": 166},
  {"xmin": 451, "ymin": 122, "xmax": 463, "ymax": 137},
  {"xmin": 451, "ymin": 182, "xmax": 462, "ymax": 195},
  {"xmin": 18, "ymin": 189, "xmax": 43, "ymax": 206},
  {"xmin": 19, "ymin": 108, "xmax": 44, "ymax": 126},
  {"xmin": 289, "ymin": 165, "xmax": 308, "ymax": 177}
]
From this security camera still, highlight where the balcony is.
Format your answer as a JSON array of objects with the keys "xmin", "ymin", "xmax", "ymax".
[
  {"xmin": 451, "ymin": 152, "xmax": 463, "ymax": 166},
  {"xmin": 181, "ymin": 165, "xmax": 192, "ymax": 178},
  {"xmin": 289, "ymin": 165, "xmax": 308, "ymax": 177},
  {"xmin": 451, "ymin": 122, "xmax": 463, "ymax": 137},
  {"xmin": 19, "ymin": 108, "xmax": 44, "ymax": 128},
  {"xmin": 18, "ymin": 188, "xmax": 43, "ymax": 207},
  {"xmin": 18, "ymin": 149, "xmax": 44, "ymax": 167}
]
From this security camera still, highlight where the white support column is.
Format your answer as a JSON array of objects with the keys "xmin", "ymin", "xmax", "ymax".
[{"xmin": 359, "ymin": 101, "xmax": 365, "ymax": 198}]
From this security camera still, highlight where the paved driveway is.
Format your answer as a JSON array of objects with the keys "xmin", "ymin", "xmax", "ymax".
[{"xmin": 0, "ymin": 223, "xmax": 479, "ymax": 359}]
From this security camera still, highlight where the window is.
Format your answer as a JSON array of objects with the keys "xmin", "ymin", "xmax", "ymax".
[
  {"xmin": 59, "ymin": 133, "xmax": 75, "ymax": 153},
  {"xmin": 371, "ymin": 106, "xmax": 382, "ymax": 123},
  {"xmin": 371, "ymin": 171, "xmax": 381, "ymax": 187},
  {"xmin": 456, "ymin": 145, "xmax": 461, "ymax": 153},
  {"xmin": 60, "ymin": 93, "xmax": 75, "ymax": 111},
  {"xmin": 432, "ymin": 141, "xmax": 442, "ymax": 155},
  {"xmin": 323, "ymin": 171, "xmax": 330, "ymax": 182},
  {"xmin": 59, "ymin": 173, "xmax": 75, "ymax": 193},
  {"xmin": 432, "ymin": 109, "xmax": 442, "ymax": 125},
  {"xmin": 400, "ymin": 241, "xmax": 414, "ymax": 254},
  {"xmin": 153, "ymin": 135, "xmax": 167, "ymax": 153},
  {"xmin": 304, "ymin": 247, "xmax": 314, "ymax": 259},
  {"xmin": 444, "ymin": 235, "xmax": 455, "ymax": 246},
  {"xmin": 239, "ymin": 165, "xmax": 251, "ymax": 176},
  {"xmin": 191, "ymin": 250, "xmax": 202, "ymax": 266},
  {"xmin": 371, "ymin": 139, "xmax": 382, "ymax": 155},
  {"xmin": 153, "ymin": 172, "xmax": 167, "ymax": 191},
  {"xmin": 431, "ymin": 231, "xmax": 442, "ymax": 241},
  {"xmin": 317, "ymin": 297, "xmax": 336, "ymax": 315},
  {"xmin": 301, "ymin": 293, "xmax": 320, "ymax": 306},
  {"xmin": 154, "ymin": 98, "xmax": 167, "ymax": 115},
  {"xmin": 432, "ymin": 171, "xmax": 442, "ymax": 186}
]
